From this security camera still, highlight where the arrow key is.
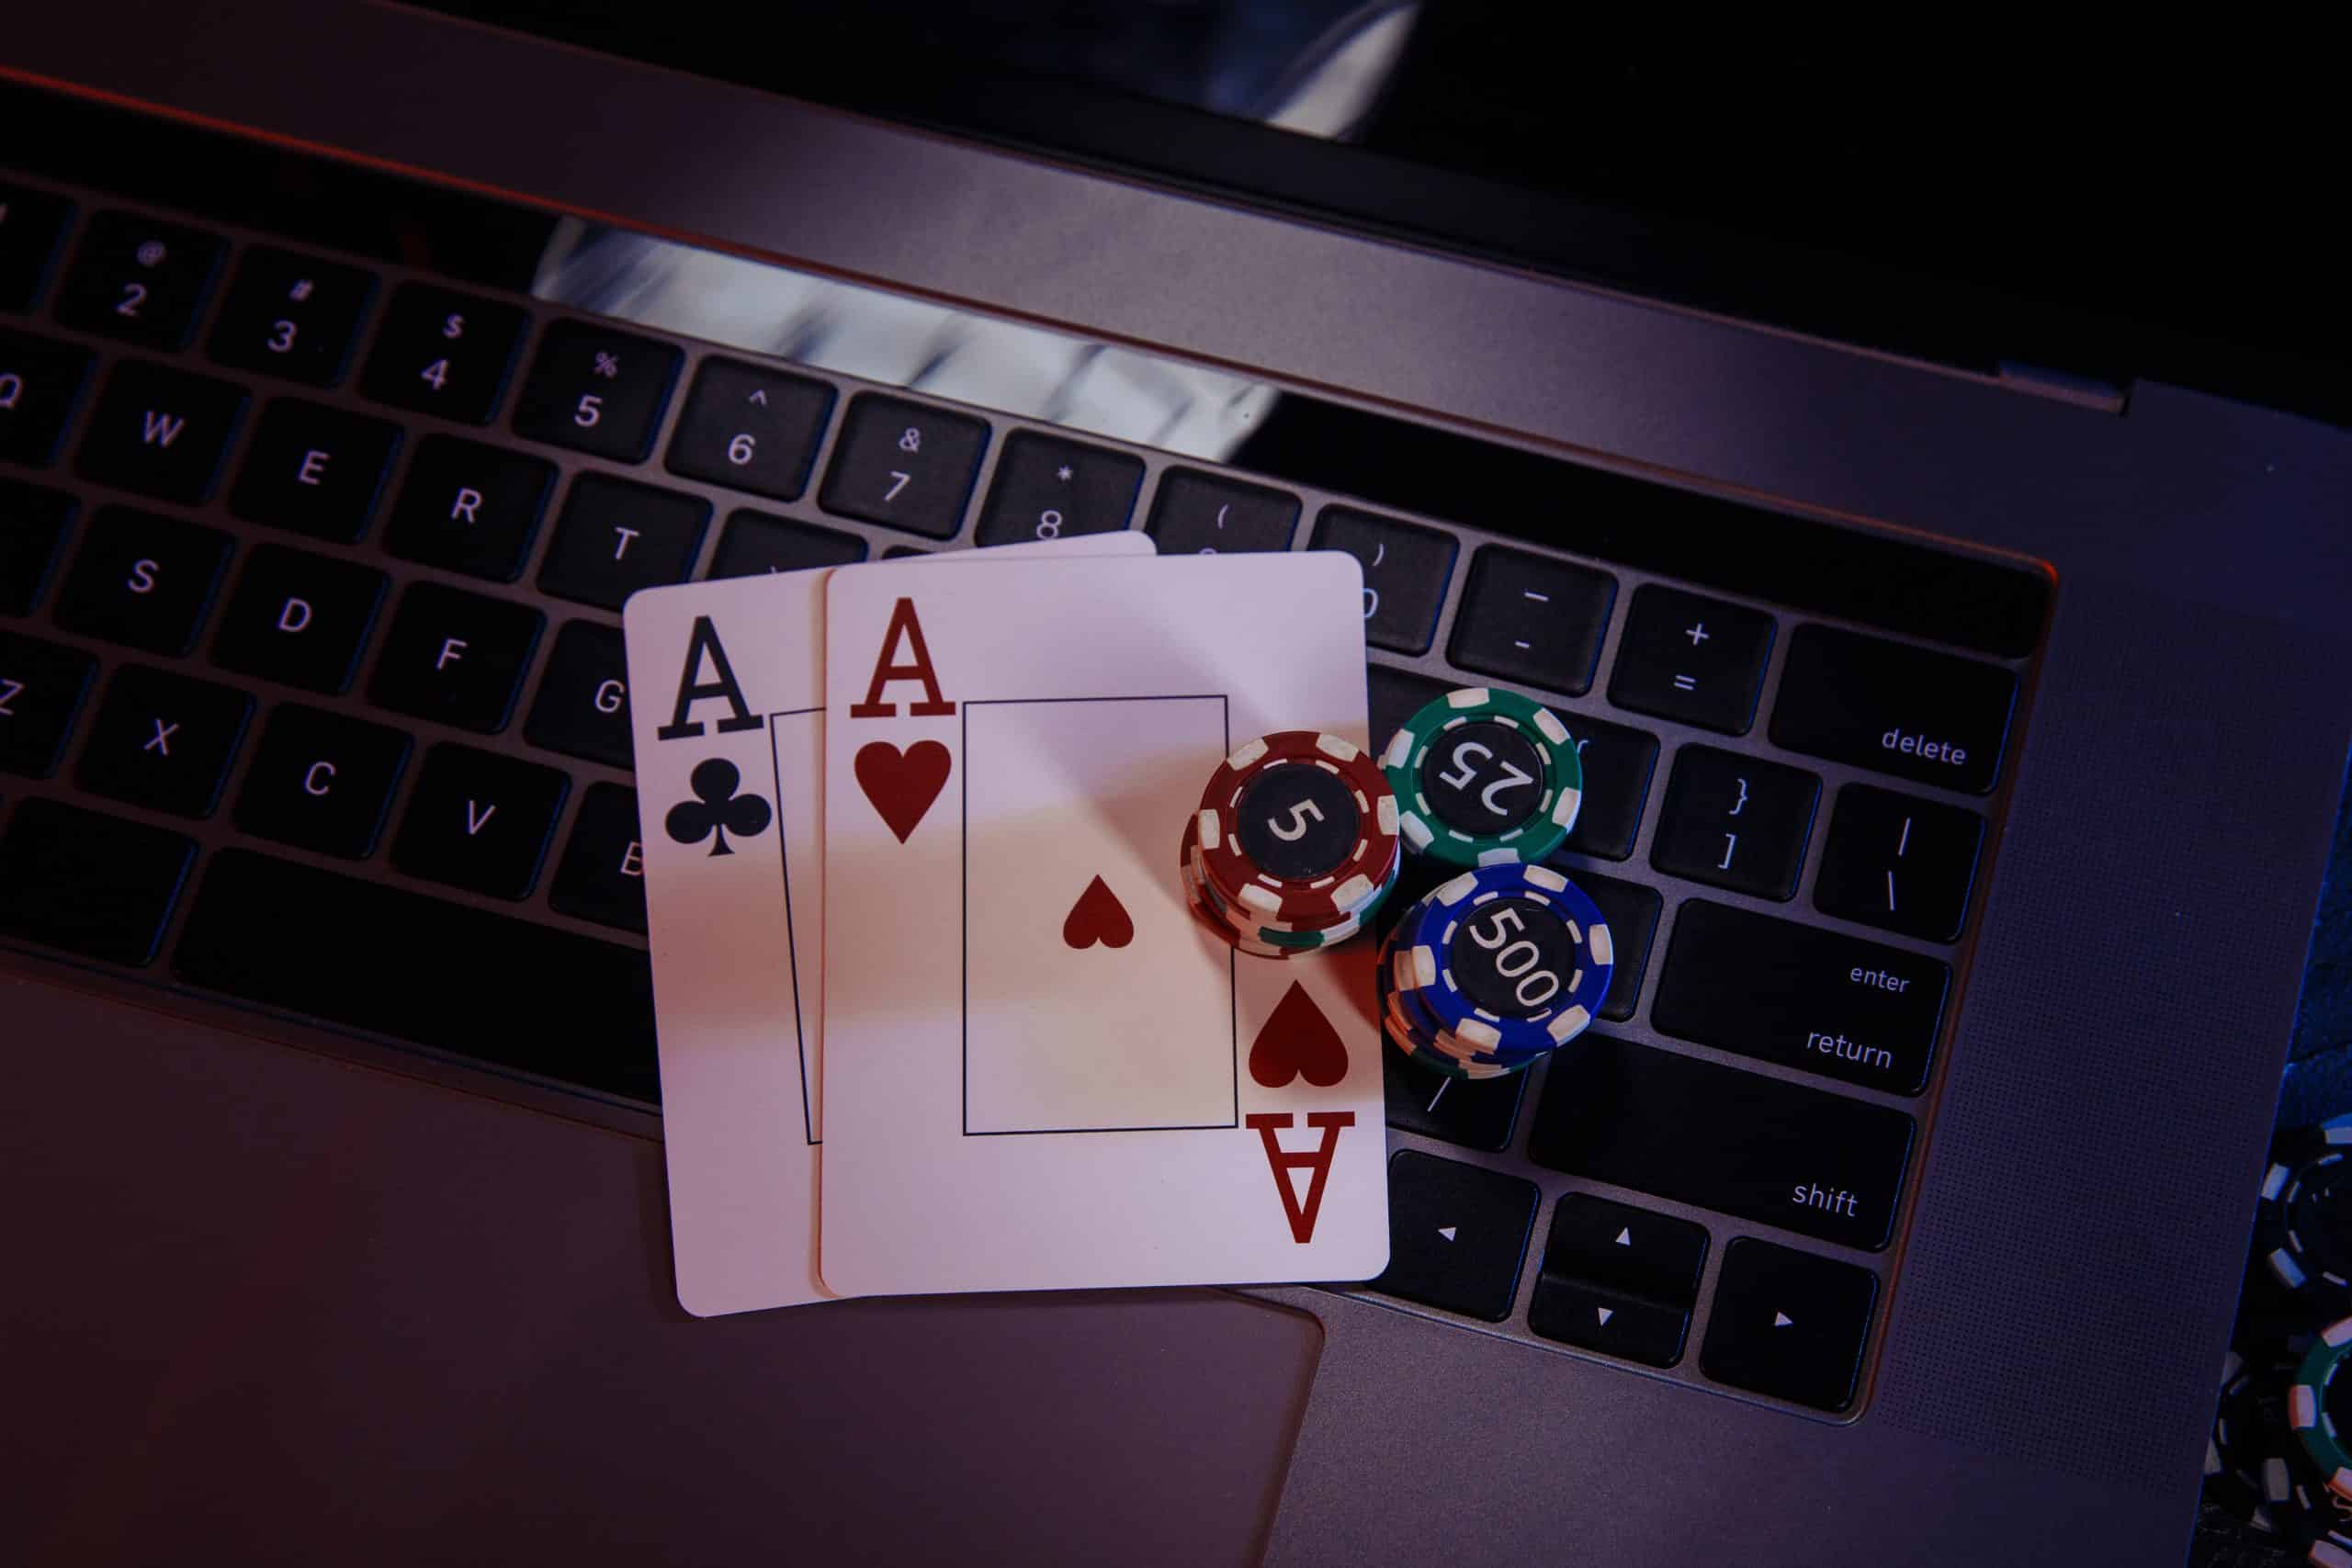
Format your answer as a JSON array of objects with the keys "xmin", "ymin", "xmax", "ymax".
[
  {"xmin": 1367, "ymin": 1150, "xmax": 1538, "ymax": 1323},
  {"xmin": 1699, "ymin": 1237, "xmax": 1879, "ymax": 1412},
  {"xmin": 1527, "ymin": 1278, "xmax": 1690, "ymax": 1367},
  {"xmin": 1541, "ymin": 1193, "xmax": 1708, "ymax": 1305}
]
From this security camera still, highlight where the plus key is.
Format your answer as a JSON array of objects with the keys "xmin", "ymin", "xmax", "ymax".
[{"xmin": 1608, "ymin": 585, "xmax": 1775, "ymax": 734}]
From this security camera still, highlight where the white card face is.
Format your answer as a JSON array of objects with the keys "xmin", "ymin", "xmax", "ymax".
[
  {"xmin": 820, "ymin": 552, "xmax": 1390, "ymax": 1297},
  {"xmin": 623, "ymin": 531, "xmax": 1152, "ymax": 1318}
]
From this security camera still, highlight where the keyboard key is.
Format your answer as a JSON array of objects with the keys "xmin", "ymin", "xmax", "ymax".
[
  {"xmin": 1366, "ymin": 664, "xmax": 1451, "ymax": 757},
  {"xmin": 1528, "ymin": 1033, "xmax": 1916, "ymax": 1250},
  {"xmin": 1311, "ymin": 508, "xmax": 1455, "ymax": 655},
  {"xmin": 1145, "ymin": 468, "xmax": 1298, "ymax": 555},
  {"xmin": 1555, "ymin": 868, "xmax": 1659, "ymax": 1021},
  {"xmin": 1607, "ymin": 585, "xmax": 1774, "ymax": 734},
  {"xmin": 511, "ymin": 320, "xmax": 683, "ymax": 463},
  {"xmin": 1368, "ymin": 1150, "xmax": 1539, "ymax": 1322},
  {"xmin": 205, "ymin": 246, "xmax": 378, "ymax": 387},
  {"xmin": 548, "ymin": 781, "xmax": 648, "ymax": 932},
  {"xmin": 1651, "ymin": 900, "xmax": 1950, "ymax": 1096},
  {"xmin": 1448, "ymin": 546, "xmax": 1615, "ymax": 694},
  {"xmin": 52, "ymin": 210, "xmax": 226, "ymax": 350},
  {"xmin": 707, "ymin": 510, "xmax": 865, "ymax": 578},
  {"xmin": 1700, "ymin": 1238, "xmax": 1878, "ymax": 1412},
  {"xmin": 1814, "ymin": 784, "xmax": 1984, "ymax": 943},
  {"xmin": 1770, "ymin": 624, "xmax": 2016, "ymax": 795},
  {"xmin": 367, "ymin": 581, "xmax": 542, "ymax": 732},
  {"xmin": 0, "ymin": 184, "xmax": 74, "ymax": 310},
  {"xmin": 356, "ymin": 282, "xmax": 528, "ymax": 424},
  {"xmin": 664, "ymin": 357, "xmax": 835, "ymax": 502},
  {"xmin": 74, "ymin": 663, "xmax": 253, "ymax": 818},
  {"xmin": 974, "ymin": 432, "xmax": 1144, "ymax": 546},
  {"xmin": 0, "ymin": 796, "xmax": 195, "ymax": 965},
  {"xmin": 1541, "ymin": 1194, "xmax": 1708, "ymax": 1303},
  {"xmin": 537, "ymin": 475, "xmax": 709, "ymax": 610},
  {"xmin": 74, "ymin": 359, "xmax": 249, "ymax": 506},
  {"xmin": 390, "ymin": 741, "xmax": 569, "ymax": 898},
  {"xmin": 232, "ymin": 704, "xmax": 412, "ymax": 859},
  {"xmin": 524, "ymin": 619, "xmax": 632, "ymax": 768},
  {"xmin": 1527, "ymin": 1277, "xmax": 1690, "ymax": 1367},
  {"xmin": 209, "ymin": 543, "xmax": 387, "ymax": 695},
  {"xmin": 227, "ymin": 398, "xmax": 401, "ymax": 543},
  {"xmin": 1551, "ymin": 712, "xmax": 1658, "ymax": 861},
  {"xmin": 881, "ymin": 546, "xmax": 928, "ymax": 559},
  {"xmin": 819, "ymin": 393, "xmax": 988, "ymax": 538},
  {"xmin": 173, "ymin": 849, "xmax": 659, "ymax": 1102},
  {"xmin": 0, "ymin": 479, "xmax": 76, "ymax": 614},
  {"xmin": 381, "ymin": 435, "xmax": 554, "ymax": 581},
  {"xmin": 0, "ymin": 327, "xmax": 94, "ymax": 466},
  {"xmin": 53, "ymin": 506, "xmax": 232, "ymax": 656},
  {"xmin": 1382, "ymin": 1045, "xmax": 1527, "ymax": 1153},
  {"xmin": 0, "ymin": 629, "xmax": 96, "ymax": 776},
  {"xmin": 1648, "ymin": 745, "xmax": 1818, "ymax": 900}
]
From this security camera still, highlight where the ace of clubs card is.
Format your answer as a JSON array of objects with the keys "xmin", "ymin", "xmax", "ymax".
[
  {"xmin": 624, "ymin": 532, "xmax": 1152, "ymax": 1317},
  {"xmin": 820, "ymin": 551, "xmax": 1390, "ymax": 1296}
]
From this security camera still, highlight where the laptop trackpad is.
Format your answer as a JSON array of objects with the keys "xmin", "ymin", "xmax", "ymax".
[{"xmin": 3, "ymin": 985, "xmax": 1325, "ymax": 1565}]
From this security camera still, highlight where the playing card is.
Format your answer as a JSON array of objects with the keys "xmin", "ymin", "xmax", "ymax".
[
  {"xmin": 624, "ymin": 531, "xmax": 1152, "ymax": 1317},
  {"xmin": 820, "ymin": 551, "xmax": 1389, "ymax": 1296}
]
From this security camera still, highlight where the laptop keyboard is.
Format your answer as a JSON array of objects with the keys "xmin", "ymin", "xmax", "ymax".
[{"xmin": 0, "ymin": 166, "xmax": 2044, "ymax": 1422}]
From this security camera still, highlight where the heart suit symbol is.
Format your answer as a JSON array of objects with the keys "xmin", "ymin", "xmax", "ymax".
[{"xmin": 854, "ymin": 740, "xmax": 951, "ymax": 844}]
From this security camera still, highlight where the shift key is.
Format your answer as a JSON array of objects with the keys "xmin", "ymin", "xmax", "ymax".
[
  {"xmin": 1530, "ymin": 1034, "xmax": 1915, "ymax": 1251},
  {"xmin": 1651, "ymin": 901, "xmax": 1948, "ymax": 1094},
  {"xmin": 1770, "ymin": 624, "xmax": 2016, "ymax": 795}
]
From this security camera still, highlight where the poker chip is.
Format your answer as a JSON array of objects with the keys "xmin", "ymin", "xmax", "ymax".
[
  {"xmin": 1389, "ymin": 863, "xmax": 1611, "ymax": 1059},
  {"xmin": 1374, "ymin": 950, "xmax": 1516, "ymax": 1080},
  {"xmin": 1194, "ymin": 730, "xmax": 1400, "ymax": 928},
  {"xmin": 2294, "ymin": 1319, "xmax": 2352, "ymax": 1502},
  {"xmin": 1379, "ymin": 687, "xmax": 1582, "ymax": 869},
  {"xmin": 2209, "ymin": 1328, "xmax": 2352, "ymax": 1556},
  {"xmin": 2260, "ymin": 1115, "xmax": 2352, "ymax": 1307},
  {"xmin": 1179, "ymin": 816, "xmax": 1383, "ymax": 960}
]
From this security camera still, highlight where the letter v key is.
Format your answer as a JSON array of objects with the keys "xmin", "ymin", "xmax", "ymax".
[{"xmin": 464, "ymin": 799, "xmax": 496, "ymax": 836}]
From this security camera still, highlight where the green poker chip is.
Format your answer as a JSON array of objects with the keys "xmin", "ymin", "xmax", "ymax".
[
  {"xmin": 1379, "ymin": 686, "xmax": 1582, "ymax": 869},
  {"xmin": 2293, "ymin": 1316, "xmax": 2352, "ymax": 1505}
]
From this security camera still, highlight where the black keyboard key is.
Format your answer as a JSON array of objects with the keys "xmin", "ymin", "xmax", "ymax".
[
  {"xmin": 524, "ymin": 619, "xmax": 632, "ymax": 768},
  {"xmin": 52, "ymin": 211, "xmax": 225, "ymax": 350},
  {"xmin": 1311, "ymin": 508, "xmax": 1455, "ymax": 655},
  {"xmin": 1700, "ymin": 1238, "xmax": 1878, "ymax": 1412},
  {"xmin": 537, "ymin": 475, "xmax": 709, "ymax": 610},
  {"xmin": 0, "ymin": 184, "xmax": 73, "ymax": 310},
  {"xmin": 1541, "ymin": 1194, "xmax": 1708, "ymax": 1304},
  {"xmin": 210, "ymin": 543, "xmax": 387, "ymax": 695},
  {"xmin": 1382, "ymin": 1045, "xmax": 1527, "ymax": 1153},
  {"xmin": 1607, "ymin": 585, "xmax": 1775, "ymax": 735},
  {"xmin": 1366, "ymin": 664, "xmax": 1451, "ymax": 756},
  {"xmin": 548, "ymin": 782, "xmax": 647, "ymax": 932},
  {"xmin": 1447, "ymin": 546, "xmax": 1615, "ymax": 695},
  {"xmin": 0, "ymin": 327, "xmax": 94, "ymax": 466},
  {"xmin": 232, "ymin": 704, "xmax": 412, "ymax": 859},
  {"xmin": 0, "ymin": 629, "xmax": 96, "ymax": 776},
  {"xmin": 173, "ymin": 849, "xmax": 659, "ymax": 1102},
  {"xmin": 819, "ymin": 394, "xmax": 988, "ymax": 538},
  {"xmin": 356, "ymin": 282, "xmax": 528, "ymax": 424},
  {"xmin": 381, "ymin": 435, "xmax": 554, "ymax": 581},
  {"xmin": 1527, "ymin": 1277, "xmax": 1690, "ymax": 1367},
  {"xmin": 881, "ymin": 546, "xmax": 928, "ymax": 559},
  {"xmin": 1369, "ymin": 1150, "xmax": 1539, "ymax": 1322},
  {"xmin": 1651, "ymin": 900, "xmax": 1950, "ymax": 1096},
  {"xmin": 1551, "ymin": 713, "xmax": 1657, "ymax": 861},
  {"xmin": 707, "ymin": 510, "xmax": 865, "ymax": 578},
  {"xmin": 74, "ymin": 359, "xmax": 249, "ymax": 506},
  {"xmin": 205, "ymin": 246, "xmax": 378, "ymax": 387},
  {"xmin": 74, "ymin": 663, "xmax": 253, "ymax": 818},
  {"xmin": 974, "ymin": 432, "xmax": 1144, "ymax": 546},
  {"xmin": 0, "ymin": 479, "xmax": 75, "ymax": 614},
  {"xmin": 0, "ymin": 796, "xmax": 194, "ymax": 965},
  {"xmin": 664, "ymin": 357, "xmax": 835, "ymax": 502},
  {"xmin": 511, "ymin": 320, "xmax": 683, "ymax": 463},
  {"xmin": 228, "ymin": 398, "xmax": 401, "ymax": 543},
  {"xmin": 53, "ymin": 506, "xmax": 232, "ymax": 656},
  {"xmin": 1648, "ymin": 745, "xmax": 1818, "ymax": 900},
  {"xmin": 1529, "ymin": 1033, "xmax": 1916, "ymax": 1250},
  {"xmin": 1814, "ymin": 784, "xmax": 1984, "ymax": 943},
  {"xmin": 1770, "ymin": 624, "xmax": 2016, "ymax": 795},
  {"xmin": 367, "ymin": 581, "xmax": 542, "ymax": 732},
  {"xmin": 1555, "ymin": 868, "xmax": 1659, "ymax": 1021},
  {"xmin": 1145, "ymin": 469, "xmax": 1298, "ymax": 555},
  {"xmin": 390, "ymin": 741, "xmax": 569, "ymax": 899}
]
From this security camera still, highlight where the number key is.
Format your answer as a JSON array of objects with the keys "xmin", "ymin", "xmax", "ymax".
[
  {"xmin": 511, "ymin": 320, "xmax": 684, "ymax": 463},
  {"xmin": 1145, "ymin": 469, "xmax": 1298, "ymax": 555},
  {"xmin": 974, "ymin": 432, "xmax": 1143, "ymax": 546},
  {"xmin": 357, "ymin": 282, "xmax": 529, "ymax": 425},
  {"xmin": 1309, "ymin": 508, "xmax": 1456, "ymax": 655},
  {"xmin": 818, "ymin": 393, "xmax": 988, "ymax": 539},
  {"xmin": 205, "ymin": 246, "xmax": 378, "ymax": 387},
  {"xmin": 0, "ymin": 183, "xmax": 74, "ymax": 311},
  {"xmin": 52, "ymin": 211, "xmax": 226, "ymax": 351},
  {"xmin": 664, "ymin": 357, "xmax": 835, "ymax": 501}
]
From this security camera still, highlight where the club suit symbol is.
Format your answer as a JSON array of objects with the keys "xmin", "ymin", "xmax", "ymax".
[{"xmin": 665, "ymin": 758, "xmax": 773, "ymax": 857}]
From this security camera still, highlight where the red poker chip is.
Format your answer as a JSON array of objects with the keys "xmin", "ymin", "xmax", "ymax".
[{"xmin": 1193, "ymin": 730, "xmax": 1400, "ymax": 924}]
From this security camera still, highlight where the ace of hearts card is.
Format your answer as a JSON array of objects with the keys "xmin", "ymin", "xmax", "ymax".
[{"xmin": 819, "ymin": 551, "xmax": 1390, "ymax": 1296}]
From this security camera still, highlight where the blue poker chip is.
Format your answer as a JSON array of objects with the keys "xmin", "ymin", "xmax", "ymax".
[
  {"xmin": 1390, "ymin": 863, "xmax": 1611, "ymax": 1059},
  {"xmin": 1374, "ymin": 939, "xmax": 1521, "ymax": 1080}
]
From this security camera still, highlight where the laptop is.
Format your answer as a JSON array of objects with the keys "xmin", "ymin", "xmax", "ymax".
[{"xmin": 4, "ymin": 9, "xmax": 2346, "ymax": 1563}]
